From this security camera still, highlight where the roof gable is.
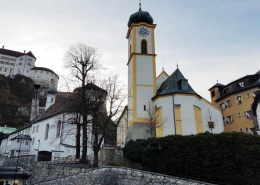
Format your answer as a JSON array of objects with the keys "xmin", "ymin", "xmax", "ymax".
[{"xmin": 153, "ymin": 68, "xmax": 197, "ymax": 99}]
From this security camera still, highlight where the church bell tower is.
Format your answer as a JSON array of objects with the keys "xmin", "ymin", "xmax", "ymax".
[{"xmin": 126, "ymin": 4, "xmax": 157, "ymax": 138}]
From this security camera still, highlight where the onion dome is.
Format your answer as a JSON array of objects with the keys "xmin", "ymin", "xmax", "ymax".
[
  {"xmin": 127, "ymin": 7, "xmax": 153, "ymax": 28},
  {"xmin": 47, "ymin": 87, "xmax": 57, "ymax": 94}
]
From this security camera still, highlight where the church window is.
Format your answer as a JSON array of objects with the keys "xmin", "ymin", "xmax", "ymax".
[
  {"xmin": 211, "ymin": 90, "xmax": 215, "ymax": 97},
  {"xmin": 141, "ymin": 40, "xmax": 147, "ymax": 54},
  {"xmin": 36, "ymin": 125, "xmax": 39, "ymax": 132},
  {"xmin": 56, "ymin": 120, "xmax": 61, "ymax": 138},
  {"xmin": 32, "ymin": 127, "xmax": 35, "ymax": 133},
  {"xmin": 208, "ymin": 122, "xmax": 214, "ymax": 129},
  {"xmin": 32, "ymin": 137, "xmax": 34, "ymax": 145},
  {"xmin": 45, "ymin": 124, "xmax": 49, "ymax": 140},
  {"xmin": 144, "ymin": 105, "xmax": 146, "ymax": 111}
]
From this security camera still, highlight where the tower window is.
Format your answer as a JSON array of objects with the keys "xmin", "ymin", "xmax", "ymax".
[
  {"xmin": 211, "ymin": 90, "xmax": 215, "ymax": 97},
  {"xmin": 144, "ymin": 105, "xmax": 146, "ymax": 111},
  {"xmin": 45, "ymin": 124, "xmax": 49, "ymax": 140},
  {"xmin": 141, "ymin": 40, "xmax": 147, "ymax": 54},
  {"xmin": 130, "ymin": 45, "xmax": 132, "ymax": 55}
]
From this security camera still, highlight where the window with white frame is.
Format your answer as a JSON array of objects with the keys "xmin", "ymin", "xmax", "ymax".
[
  {"xmin": 237, "ymin": 112, "xmax": 241, "ymax": 118},
  {"xmin": 253, "ymin": 90, "xmax": 260, "ymax": 97},
  {"xmin": 244, "ymin": 110, "xmax": 252, "ymax": 119},
  {"xmin": 246, "ymin": 127, "xmax": 249, "ymax": 132},
  {"xmin": 237, "ymin": 81, "xmax": 244, "ymax": 88},
  {"xmin": 246, "ymin": 93, "xmax": 250, "ymax": 98},
  {"xmin": 236, "ymin": 95, "xmax": 243, "ymax": 105},
  {"xmin": 240, "ymin": 128, "xmax": 243, "ymax": 132},
  {"xmin": 226, "ymin": 99, "xmax": 231, "ymax": 108}
]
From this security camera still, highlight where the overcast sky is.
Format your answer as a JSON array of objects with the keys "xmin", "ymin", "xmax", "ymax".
[{"xmin": 1, "ymin": 0, "xmax": 259, "ymax": 101}]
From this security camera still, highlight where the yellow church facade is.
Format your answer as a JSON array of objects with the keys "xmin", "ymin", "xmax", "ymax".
[{"xmin": 117, "ymin": 5, "xmax": 224, "ymax": 147}]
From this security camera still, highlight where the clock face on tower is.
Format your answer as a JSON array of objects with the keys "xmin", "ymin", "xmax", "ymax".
[{"xmin": 137, "ymin": 27, "xmax": 150, "ymax": 37}]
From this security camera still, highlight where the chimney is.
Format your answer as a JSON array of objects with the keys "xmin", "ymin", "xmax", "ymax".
[
  {"xmin": 24, "ymin": 50, "xmax": 26, "ymax": 54},
  {"xmin": 2, "ymin": 46, "xmax": 4, "ymax": 49}
]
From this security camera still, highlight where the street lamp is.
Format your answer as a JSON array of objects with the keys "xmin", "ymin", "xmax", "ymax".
[{"xmin": 14, "ymin": 138, "xmax": 23, "ymax": 185}]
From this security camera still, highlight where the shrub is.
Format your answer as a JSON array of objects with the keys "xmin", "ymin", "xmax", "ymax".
[{"xmin": 123, "ymin": 133, "xmax": 260, "ymax": 185}]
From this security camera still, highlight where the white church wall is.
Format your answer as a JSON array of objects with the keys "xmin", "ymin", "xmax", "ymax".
[
  {"xmin": 136, "ymin": 55, "xmax": 153, "ymax": 85},
  {"xmin": 156, "ymin": 73, "xmax": 168, "ymax": 90},
  {"xmin": 174, "ymin": 95, "xmax": 198, "ymax": 135},
  {"xmin": 0, "ymin": 138, "xmax": 8, "ymax": 156},
  {"xmin": 128, "ymin": 29, "xmax": 133, "ymax": 59},
  {"xmin": 257, "ymin": 103, "xmax": 260, "ymax": 129},
  {"xmin": 136, "ymin": 27, "xmax": 153, "ymax": 54},
  {"xmin": 128, "ymin": 58, "xmax": 133, "ymax": 89},
  {"xmin": 200, "ymin": 99, "xmax": 224, "ymax": 134},
  {"xmin": 154, "ymin": 96, "xmax": 175, "ymax": 137},
  {"xmin": 137, "ymin": 87, "xmax": 154, "ymax": 118}
]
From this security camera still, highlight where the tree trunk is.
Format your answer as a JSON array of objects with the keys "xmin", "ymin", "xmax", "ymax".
[
  {"xmin": 75, "ymin": 123, "xmax": 81, "ymax": 159},
  {"xmin": 81, "ymin": 115, "xmax": 88, "ymax": 163},
  {"xmin": 93, "ymin": 130, "xmax": 99, "ymax": 167}
]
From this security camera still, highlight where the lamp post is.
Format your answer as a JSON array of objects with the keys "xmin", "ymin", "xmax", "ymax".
[
  {"xmin": 14, "ymin": 138, "xmax": 23, "ymax": 185},
  {"xmin": 37, "ymin": 140, "xmax": 40, "ymax": 161}
]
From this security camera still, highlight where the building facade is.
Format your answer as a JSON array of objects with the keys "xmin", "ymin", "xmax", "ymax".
[
  {"xmin": 0, "ymin": 46, "xmax": 59, "ymax": 89},
  {"xmin": 209, "ymin": 71, "xmax": 260, "ymax": 133},
  {"xmin": 117, "ymin": 5, "xmax": 224, "ymax": 148},
  {"xmin": 0, "ymin": 83, "xmax": 108, "ymax": 160}
]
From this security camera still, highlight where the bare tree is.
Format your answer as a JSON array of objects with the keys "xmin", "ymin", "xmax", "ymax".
[
  {"xmin": 63, "ymin": 43, "xmax": 100, "ymax": 162},
  {"xmin": 90, "ymin": 74, "xmax": 126, "ymax": 167},
  {"xmin": 140, "ymin": 101, "xmax": 168, "ymax": 138},
  {"xmin": 204, "ymin": 108, "xmax": 219, "ymax": 133}
]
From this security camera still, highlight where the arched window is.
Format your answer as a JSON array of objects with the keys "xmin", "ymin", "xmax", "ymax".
[
  {"xmin": 130, "ymin": 45, "xmax": 132, "ymax": 55},
  {"xmin": 45, "ymin": 124, "xmax": 49, "ymax": 140},
  {"xmin": 56, "ymin": 120, "xmax": 61, "ymax": 138},
  {"xmin": 141, "ymin": 40, "xmax": 147, "ymax": 54}
]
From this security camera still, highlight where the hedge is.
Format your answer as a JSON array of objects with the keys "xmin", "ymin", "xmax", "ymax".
[{"xmin": 123, "ymin": 132, "xmax": 260, "ymax": 185}]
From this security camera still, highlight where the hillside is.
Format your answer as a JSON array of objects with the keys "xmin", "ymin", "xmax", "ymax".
[{"xmin": 0, "ymin": 74, "xmax": 35, "ymax": 128}]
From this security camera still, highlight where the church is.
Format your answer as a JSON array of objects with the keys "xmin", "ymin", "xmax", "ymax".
[{"xmin": 117, "ymin": 4, "xmax": 224, "ymax": 147}]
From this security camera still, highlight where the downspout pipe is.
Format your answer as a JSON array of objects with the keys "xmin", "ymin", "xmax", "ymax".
[{"xmin": 172, "ymin": 95, "xmax": 177, "ymax": 135}]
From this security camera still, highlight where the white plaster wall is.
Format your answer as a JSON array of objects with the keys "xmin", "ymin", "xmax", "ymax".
[
  {"xmin": 0, "ymin": 54, "xmax": 16, "ymax": 76},
  {"xmin": 136, "ymin": 26, "xmax": 152, "ymax": 54},
  {"xmin": 200, "ymin": 99, "xmax": 224, "ymax": 134},
  {"xmin": 174, "ymin": 95, "xmax": 223, "ymax": 135},
  {"xmin": 45, "ymin": 94, "xmax": 56, "ymax": 110},
  {"xmin": 128, "ymin": 59, "xmax": 133, "ymax": 89},
  {"xmin": 28, "ymin": 69, "xmax": 59, "ymax": 89},
  {"xmin": 0, "ymin": 138, "xmax": 8, "ymax": 155},
  {"xmin": 136, "ymin": 55, "xmax": 153, "ymax": 85},
  {"xmin": 128, "ymin": 29, "xmax": 133, "ymax": 59},
  {"xmin": 156, "ymin": 73, "xmax": 168, "ymax": 90},
  {"xmin": 137, "ymin": 87, "xmax": 154, "ymax": 118},
  {"xmin": 257, "ymin": 103, "xmax": 260, "ymax": 128},
  {"xmin": 154, "ymin": 96, "xmax": 175, "ymax": 136}
]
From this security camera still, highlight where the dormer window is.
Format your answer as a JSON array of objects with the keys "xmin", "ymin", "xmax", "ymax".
[
  {"xmin": 179, "ymin": 79, "xmax": 188, "ymax": 92},
  {"xmin": 237, "ymin": 81, "xmax": 244, "ymax": 88},
  {"xmin": 224, "ymin": 88, "xmax": 228, "ymax": 94}
]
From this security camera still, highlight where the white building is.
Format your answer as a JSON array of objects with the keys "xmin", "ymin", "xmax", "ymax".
[
  {"xmin": 117, "ymin": 5, "xmax": 224, "ymax": 147},
  {"xmin": 0, "ymin": 46, "xmax": 59, "ymax": 89},
  {"xmin": 0, "ymin": 83, "xmax": 108, "ymax": 160}
]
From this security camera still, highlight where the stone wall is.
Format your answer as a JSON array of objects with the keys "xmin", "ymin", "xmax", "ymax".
[
  {"xmin": 99, "ymin": 148, "xmax": 142, "ymax": 169},
  {"xmin": 34, "ymin": 167, "xmax": 216, "ymax": 185}
]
